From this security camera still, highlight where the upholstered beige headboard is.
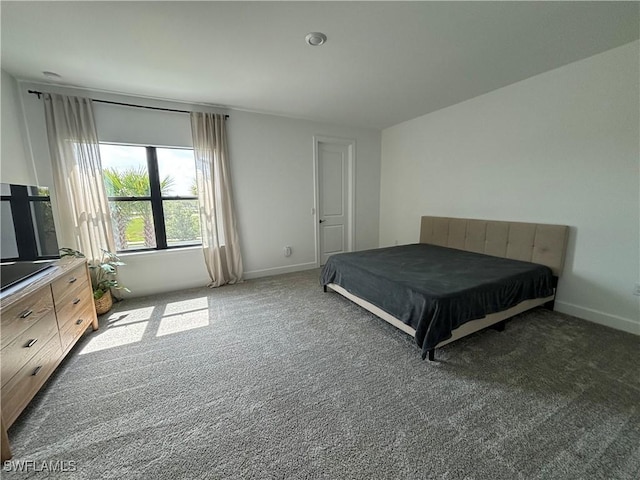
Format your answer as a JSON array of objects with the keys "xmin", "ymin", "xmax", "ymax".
[{"xmin": 419, "ymin": 216, "xmax": 569, "ymax": 276}]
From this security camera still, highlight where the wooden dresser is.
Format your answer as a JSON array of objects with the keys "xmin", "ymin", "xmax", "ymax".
[{"xmin": 0, "ymin": 257, "xmax": 98, "ymax": 461}]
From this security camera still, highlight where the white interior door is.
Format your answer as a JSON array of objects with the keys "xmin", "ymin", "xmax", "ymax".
[{"xmin": 318, "ymin": 141, "xmax": 349, "ymax": 265}]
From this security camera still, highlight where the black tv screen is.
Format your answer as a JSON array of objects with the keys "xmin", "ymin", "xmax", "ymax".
[
  {"xmin": 1, "ymin": 183, "xmax": 60, "ymax": 262},
  {"xmin": 0, "ymin": 261, "xmax": 55, "ymax": 291}
]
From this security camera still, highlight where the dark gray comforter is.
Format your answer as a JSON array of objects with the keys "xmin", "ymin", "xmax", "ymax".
[{"xmin": 320, "ymin": 244, "xmax": 554, "ymax": 358}]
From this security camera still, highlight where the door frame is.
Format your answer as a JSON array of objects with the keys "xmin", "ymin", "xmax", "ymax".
[{"xmin": 313, "ymin": 135, "xmax": 356, "ymax": 267}]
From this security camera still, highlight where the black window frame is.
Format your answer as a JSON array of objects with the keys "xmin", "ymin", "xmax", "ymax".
[
  {"xmin": 103, "ymin": 144, "xmax": 201, "ymax": 253},
  {"xmin": 0, "ymin": 185, "xmax": 59, "ymax": 262}
]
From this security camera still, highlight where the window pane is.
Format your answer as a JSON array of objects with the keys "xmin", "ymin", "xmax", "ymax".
[
  {"xmin": 163, "ymin": 200, "xmax": 201, "ymax": 247},
  {"xmin": 156, "ymin": 148, "xmax": 197, "ymax": 197},
  {"xmin": 1, "ymin": 201, "xmax": 18, "ymax": 259},
  {"xmin": 27, "ymin": 185, "xmax": 50, "ymax": 197},
  {"xmin": 30, "ymin": 201, "xmax": 59, "ymax": 256},
  {"xmin": 100, "ymin": 145, "xmax": 150, "ymax": 197},
  {"xmin": 109, "ymin": 200, "xmax": 156, "ymax": 251}
]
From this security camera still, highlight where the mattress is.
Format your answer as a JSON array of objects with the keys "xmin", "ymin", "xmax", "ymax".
[{"xmin": 320, "ymin": 244, "xmax": 554, "ymax": 358}]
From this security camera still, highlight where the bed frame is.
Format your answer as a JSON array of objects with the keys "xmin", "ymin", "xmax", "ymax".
[{"xmin": 326, "ymin": 216, "xmax": 569, "ymax": 360}]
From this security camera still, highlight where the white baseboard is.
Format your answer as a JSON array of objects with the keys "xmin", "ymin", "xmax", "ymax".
[
  {"xmin": 243, "ymin": 262, "xmax": 318, "ymax": 280},
  {"xmin": 554, "ymin": 301, "xmax": 640, "ymax": 335}
]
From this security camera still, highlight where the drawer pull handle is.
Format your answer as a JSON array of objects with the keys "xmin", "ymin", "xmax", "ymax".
[
  {"xmin": 20, "ymin": 310, "xmax": 33, "ymax": 319},
  {"xmin": 68, "ymin": 277, "xmax": 77, "ymax": 284},
  {"xmin": 73, "ymin": 298, "xmax": 81, "ymax": 305},
  {"xmin": 32, "ymin": 365, "xmax": 43, "ymax": 376},
  {"xmin": 76, "ymin": 318, "xmax": 84, "ymax": 325},
  {"xmin": 25, "ymin": 338, "xmax": 38, "ymax": 348}
]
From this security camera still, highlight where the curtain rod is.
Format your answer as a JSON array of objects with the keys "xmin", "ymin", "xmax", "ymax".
[{"xmin": 27, "ymin": 90, "xmax": 229, "ymax": 119}]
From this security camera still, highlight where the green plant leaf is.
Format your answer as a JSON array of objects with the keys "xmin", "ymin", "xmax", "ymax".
[
  {"xmin": 59, "ymin": 247, "xmax": 85, "ymax": 258},
  {"xmin": 100, "ymin": 264, "xmax": 116, "ymax": 274}
]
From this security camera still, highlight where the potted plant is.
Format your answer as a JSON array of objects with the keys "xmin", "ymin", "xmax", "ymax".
[{"xmin": 59, "ymin": 247, "xmax": 129, "ymax": 315}]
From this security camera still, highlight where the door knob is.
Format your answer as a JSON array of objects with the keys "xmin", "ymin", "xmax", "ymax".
[{"xmin": 319, "ymin": 219, "xmax": 325, "ymax": 223}]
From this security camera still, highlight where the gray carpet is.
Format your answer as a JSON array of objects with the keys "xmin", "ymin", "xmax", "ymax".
[{"xmin": 5, "ymin": 269, "xmax": 640, "ymax": 479}]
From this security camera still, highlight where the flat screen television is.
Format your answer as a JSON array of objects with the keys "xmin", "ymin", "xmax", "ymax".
[{"xmin": 1, "ymin": 183, "xmax": 60, "ymax": 291}]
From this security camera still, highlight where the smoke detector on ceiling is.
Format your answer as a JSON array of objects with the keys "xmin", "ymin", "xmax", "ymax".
[{"xmin": 305, "ymin": 32, "xmax": 327, "ymax": 46}]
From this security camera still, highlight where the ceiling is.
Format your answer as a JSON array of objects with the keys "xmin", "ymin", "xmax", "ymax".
[{"xmin": 1, "ymin": 1, "xmax": 638, "ymax": 130}]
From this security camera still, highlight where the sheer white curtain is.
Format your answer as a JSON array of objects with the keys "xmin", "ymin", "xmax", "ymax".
[
  {"xmin": 190, "ymin": 112, "xmax": 243, "ymax": 287},
  {"xmin": 43, "ymin": 93, "xmax": 115, "ymax": 261}
]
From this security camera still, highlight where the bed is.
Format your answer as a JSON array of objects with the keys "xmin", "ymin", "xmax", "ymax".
[{"xmin": 321, "ymin": 216, "xmax": 569, "ymax": 360}]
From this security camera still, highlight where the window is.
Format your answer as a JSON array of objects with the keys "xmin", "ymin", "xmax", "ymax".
[
  {"xmin": 0, "ymin": 184, "xmax": 59, "ymax": 261},
  {"xmin": 100, "ymin": 144, "xmax": 201, "ymax": 252}
]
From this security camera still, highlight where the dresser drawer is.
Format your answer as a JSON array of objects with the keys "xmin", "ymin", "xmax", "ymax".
[
  {"xmin": 59, "ymin": 304, "xmax": 95, "ymax": 352},
  {"xmin": 1, "ymin": 311, "xmax": 59, "ymax": 387},
  {"xmin": 1, "ymin": 335, "xmax": 62, "ymax": 427},
  {"xmin": 54, "ymin": 281, "xmax": 93, "ymax": 331},
  {"xmin": 52, "ymin": 274, "xmax": 90, "ymax": 311},
  {"xmin": 51, "ymin": 263, "xmax": 89, "ymax": 302},
  {"xmin": 1, "ymin": 287, "xmax": 55, "ymax": 349}
]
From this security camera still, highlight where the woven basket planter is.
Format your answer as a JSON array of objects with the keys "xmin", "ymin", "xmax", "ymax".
[{"xmin": 94, "ymin": 289, "xmax": 113, "ymax": 315}]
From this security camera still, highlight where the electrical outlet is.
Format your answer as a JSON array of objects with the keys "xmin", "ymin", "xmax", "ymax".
[
  {"xmin": 634, "ymin": 282, "xmax": 640, "ymax": 296},
  {"xmin": 284, "ymin": 246, "xmax": 292, "ymax": 257}
]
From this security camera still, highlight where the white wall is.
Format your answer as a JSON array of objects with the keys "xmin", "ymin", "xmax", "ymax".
[
  {"xmin": 380, "ymin": 41, "xmax": 640, "ymax": 334},
  {"xmin": 6, "ymin": 82, "xmax": 381, "ymax": 296},
  {"xmin": 1, "ymin": 70, "xmax": 32, "ymax": 184}
]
